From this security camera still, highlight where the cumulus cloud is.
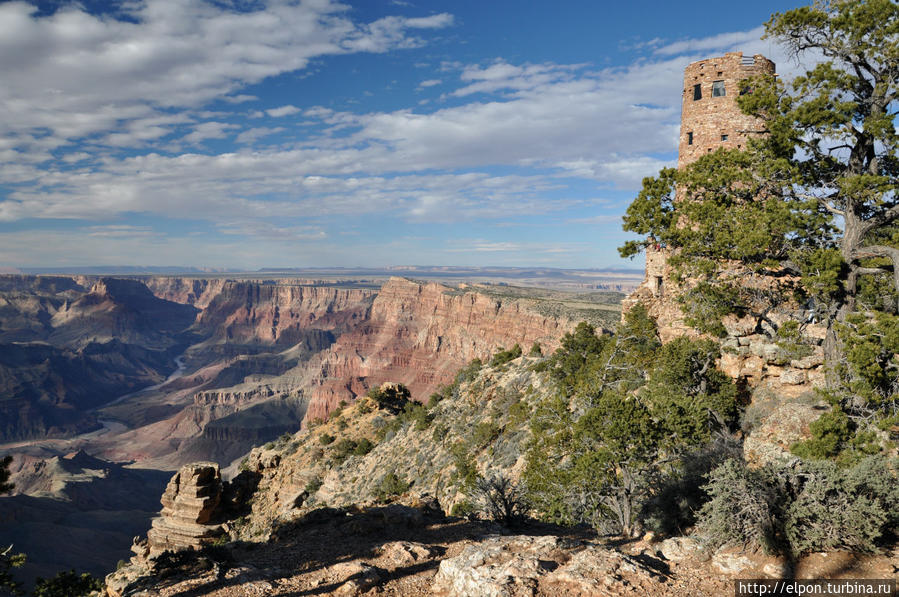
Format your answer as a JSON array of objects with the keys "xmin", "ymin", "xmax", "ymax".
[
  {"xmin": 266, "ymin": 105, "xmax": 302, "ymax": 118},
  {"xmin": 1, "ymin": 12, "xmax": 826, "ymax": 266},
  {"xmin": 0, "ymin": 0, "xmax": 454, "ymax": 148}
]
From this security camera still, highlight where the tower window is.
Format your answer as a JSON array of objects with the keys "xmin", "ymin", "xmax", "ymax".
[
  {"xmin": 712, "ymin": 80, "xmax": 726, "ymax": 96},
  {"xmin": 721, "ymin": 134, "xmax": 729, "ymax": 141},
  {"xmin": 687, "ymin": 132, "xmax": 693, "ymax": 145},
  {"xmin": 693, "ymin": 84, "xmax": 702, "ymax": 100}
]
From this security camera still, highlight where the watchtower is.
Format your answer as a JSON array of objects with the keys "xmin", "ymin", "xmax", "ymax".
[
  {"xmin": 639, "ymin": 52, "xmax": 776, "ymax": 302},
  {"xmin": 678, "ymin": 52, "xmax": 776, "ymax": 168}
]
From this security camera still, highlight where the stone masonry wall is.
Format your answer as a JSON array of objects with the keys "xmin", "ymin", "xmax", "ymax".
[{"xmin": 678, "ymin": 52, "xmax": 775, "ymax": 168}]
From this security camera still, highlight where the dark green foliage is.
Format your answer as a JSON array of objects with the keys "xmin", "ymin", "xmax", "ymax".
[
  {"xmin": 528, "ymin": 342, "xmax": 542, "ymax": 357},
  {"xmin": 352, "ymin": 437, "xmax": 374, "ymax": 456},
  {"xmin": 791, "ymin": 404, "xmax": 882, "ymax": 466},
  {"xmin": 836, "ymin": 312, "xmax": 899, "ymax": 408},
  {"xmin": 304, "ymin": 477, "xmax": 323, "ymax": 493},
  {"xmin": 535, "ymin": 321, "xmax": 610, "ymax": 396},
  {"xmin": 490, "ymin": 344, "xmax": 522, "ymax": 367},
  {"xmin": 525, "ymin": 309, "xmax": 739, "ymax": 535},
  {"xmin": 450, "ymin": 441, "xmax": 479, "ymax": 491},
  {"xmin": 449, "ymin": 499, "xmax": 475, "ymax": 518},
  {"xmin": 331, "ymin": 438, "xmax": 359, "ymax": 464},
  {"xmin": 0, "ymin": 546, "xmax": 25, "ymax": 596},
  {"xmin": 678, "ymin": 282, "xmax": 743, "ymax": 337},
  {"xmin": 426, "ymin": 392, "xmax": 443, "ymax": 409},
  {"xmin": 32, "ymin": 570, "xmax": 103, "ymax": 597},
  {"xmin": 367, "ymin": 384, "xmax": 411, "ymax": 413},
  {"xmin": 774, "ymin": 320, "xmax": 814, "ymax": 362},
  {"xmin": 319, "ymin": 433, "xmax": 335, "ymax": 445},
  {"xmin": 375, "ymin": 472, "xmax": 410, "ymax": 501},
  {"xmin": 640, "ymin": 439, "xmax": 741, "ymax": 536},
  {"xmin": 400, "ymin": 402, "xmax": 434, "ymax": 431},
  {"xmin": 698, "ymin": 456, "xmax": 899, "ymax": 556},
  {"xmin": 431, "ymin": 421, "xmax": 449, "ymax": 443},
  {"xmin": 621, "ymin": 0, "xmax": 899, "ymax": 347},
  {"xmin": 0, "ymin": 455, "xmax": 12, "ymax": 494},
  {"xmin": 791, "ymin": 406, "xmax": 852, "ymax": 461},
  {"xmin": 471, "ymin": 420, "xmax": 501, "ymax": 449}
]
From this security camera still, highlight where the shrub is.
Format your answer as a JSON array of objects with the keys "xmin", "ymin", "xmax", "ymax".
[
  {"xmin": 529, "ymin": 342, "xmax": 542, "ymax": 357},
  {"xmin": 376, "ymin": 472, "xmax": 410, "ymax": 501},
  {"xmin": 319, "ymin": 433, "xmax": 335, "ymax": 445},
  {"xmin": 470, "ymin": 475, "xmax": 529, "ymax": 527},
  {"xmin": 697, "ymin": 456, "xmax": 899, "ymax": 556},
  {"xmin": 640, "ymin": 438, "xmax": 741, "ymax": 537},
  {"xmin": 331, "ymin": 438, "xmax": 358, "ymax": 464},
  {"xmin": 491, "ymin": 344, "xmax": 522, "ymax": 367},
  {"xmin": 450, "ymin": 441, "xmax": 479, "ymax": 491},
  {"xmin": 696, "ymin": 458, "xmax": 786, "ymax": 554},
  {"xmin": 450, "ymin": 499, "xmax": 475, "ymax": 518},
  {"xmin": 471, "ymin": 420, "xmax": 501, "ymax": 449},
  {"xmin": 431, "ymin": 422, "xmax": 449, "ymax": 443},
  {"xmin": 352, "ymin": 437, "xmax": 375, "ymax": 456},
  {"xmin": 304, "ymin": 477, "xmax": 323, "ymax": 493},
  {"xmin": 368, "ymin": 384, "xmax": 412, "ymax": 413},
  {"xmin": 32, "ymin": 570, "xmax": 103, "ymax": 597},
  {"xmin": 427, "ymin": 392, "xmax": 443, "ymax": 409},
  {"xmin": 784, "ymin": 456, "xmax": 899, "ymax": 554}
]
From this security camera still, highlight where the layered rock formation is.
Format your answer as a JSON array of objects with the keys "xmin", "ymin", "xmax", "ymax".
[
  {"xmin": 146, "ymin": 463, "xmax": 225, "ymax": 557},
  {"xmin": 304, "ymin": 277, "xmax": 578, "ymax": 420},
  {"xmin": 194, "ymin": 281, "xmax": 375, "ymax": 348}
]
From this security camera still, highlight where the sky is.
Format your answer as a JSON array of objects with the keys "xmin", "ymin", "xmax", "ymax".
[{"xmin": 0, "ymin": 0, "xmax": 808, "ymax": 271}]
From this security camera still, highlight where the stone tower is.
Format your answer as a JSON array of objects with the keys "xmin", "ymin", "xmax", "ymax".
[
  {"xmin": 624, "ymin": 52, "xmax": 776, "ymax": 337},
  {"xmin": 677, "ymin": 52, "xmax": 776, "ymax": 169}
]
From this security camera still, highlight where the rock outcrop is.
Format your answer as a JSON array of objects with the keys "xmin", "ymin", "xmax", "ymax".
[
  {"xmin": 432, "ymin": 534, "xmax": 667, "ymax": 597},
  {"xmin": 146, "ymin": 463, "xmax": 226, "ymax": 557}
]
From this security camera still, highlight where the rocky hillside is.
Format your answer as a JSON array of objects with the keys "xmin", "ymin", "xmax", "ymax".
[{"xmin": 105, "ymin": 350, "xmax": 898, "ymax": 596}]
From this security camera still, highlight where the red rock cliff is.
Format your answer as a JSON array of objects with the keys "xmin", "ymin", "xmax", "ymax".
[{"xmin": 303, "ymin": 277, "xmax": 578, "ymax": 421}]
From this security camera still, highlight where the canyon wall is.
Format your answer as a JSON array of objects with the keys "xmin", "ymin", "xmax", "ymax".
[{"xmin": 303, "ymin": 277, "xmax": 578, "ymax": 421}]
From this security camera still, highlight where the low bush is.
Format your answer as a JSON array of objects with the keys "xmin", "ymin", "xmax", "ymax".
[
  {"xmin": 697, "ymin": 455, "xmax": 899, "ymax": 556},
  {"xmin": 470, "ymin": 475, "xmax": 528, "ymax": 527},
  {"xmin": 375, "ymin": 472, "xmax": 410, "ymax": 501}
]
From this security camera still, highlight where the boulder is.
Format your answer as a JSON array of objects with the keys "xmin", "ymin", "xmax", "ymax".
[
  {"xmin": 744, "ymin": 403, "xmax": 825, "ymax": 467},
  {"xmin": 658, "ymin": 536, "xmax": 703, "ymax": 562}
]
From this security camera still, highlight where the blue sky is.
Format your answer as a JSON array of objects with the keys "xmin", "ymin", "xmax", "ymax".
[{"xmin": 0, "ymin": 0, "xmax": 805, "ymax": 270}]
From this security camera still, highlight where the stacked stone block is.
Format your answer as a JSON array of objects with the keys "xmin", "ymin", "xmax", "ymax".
[{"xmin": 146, "ymin": 462, "xmax": 225, "ymax": 557}]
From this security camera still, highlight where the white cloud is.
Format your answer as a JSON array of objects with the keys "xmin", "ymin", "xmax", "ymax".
[
  {"xmin": 266, "ymin": 105, "xmax": 302, "ymax": 118},
  {"xmin": 235, "ymin": 126, "xmax": 285, "ymax": 145},
  {"xmin": 418, "ymin": 78, "xmax": 442, "ymax": 88},
  {"xmin": 0, "ymin": 0, "xmax": 454, "ymax": 147},
  {"xmin": 181, "ymin": 121, "xmax": 238, "ymax": 144}
]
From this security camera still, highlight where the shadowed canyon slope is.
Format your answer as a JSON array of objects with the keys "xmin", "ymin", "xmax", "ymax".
[{"xmin": 0, "ymin": 276, "xmax": 198, "ymax": 441}]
